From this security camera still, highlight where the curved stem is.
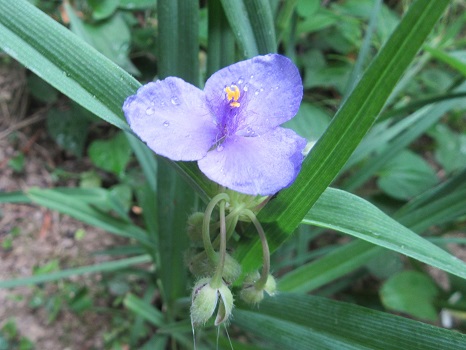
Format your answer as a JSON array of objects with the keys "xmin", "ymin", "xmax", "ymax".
[
  {"xmin": 202, "ymin": 193, "xmax": 230, "ymax": 264},
  {"xmin": 241, "ymin": 209, "xmax": 270, "ymax": 290},
  {"xmin": 210, "ymin": 200, "xmax": 227, "ymax": 288}
]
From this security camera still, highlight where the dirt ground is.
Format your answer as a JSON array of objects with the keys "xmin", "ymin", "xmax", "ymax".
[{"xmin": 0, "ymin": 62, "xmax": 127, "ymax": 349}]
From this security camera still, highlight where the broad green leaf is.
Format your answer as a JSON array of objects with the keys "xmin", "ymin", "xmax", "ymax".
[
  {"xmin": 377, "ymin": 150, "xmax": 438, "ymax": 200},
  {"xmin": 0, "ymin": 255, "xmax": 151, "ymax": 289},
  {"xmin": 46, "ymin": 107, "xmax": 90, "ymax": 157},
  {"xmin": 88, "ymin": 131, "xmax": 132, "ymax": 176},
  {"xmin": 88, "ymin": 0, "xmax": 119, "ymax": 20},
  {"xmin": 296, "ymin": 0, "xmax": 320, "ymax": 18},
  {"xmin": 380, "ymin": 271, "xmax": 439, "ymax": 321},
  {"xmin": 302, "ymin": 188, "xmax": 466, "ymax": 280},
  {"xmin": 67, "ymin": 5, "xmax": 139, "ymax": 75},
  {"xmin": 233, "ymin": 293, "xmax": 466, "ymax": 349},
  {"xmin": 429, "ymin": 124, "xmax": 466, "ymax": 173},
  {"xmin": 235, "ymin": 0, "xmax": 451, "ymax": 271}
]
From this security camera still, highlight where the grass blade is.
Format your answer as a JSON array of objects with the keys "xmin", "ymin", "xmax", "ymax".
[{"xmin": 0, "ymin": 255, "xmax": 151, "ymax": 289}]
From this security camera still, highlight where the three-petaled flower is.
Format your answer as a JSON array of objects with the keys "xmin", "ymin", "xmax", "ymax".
[{"xmin": 123, "ymin": 54, "xmax": 306, "ymax": 195}]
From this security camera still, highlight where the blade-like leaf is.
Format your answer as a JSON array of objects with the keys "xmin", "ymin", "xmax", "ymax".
[
  {"xmin": 233, "ymin": 293, "xmax": 466, "ymax": 349},
  {"xmin": 243, "ymin": 0, "xmax": 277, "ymax": 54},
  {"xmin": 278, "ymin": 239, "xmax": 378, "ymax": 293},
  {"xmin": 0, "ymin": 255, "xmax": 151, "ymax": 289},
  {"xmin": 124, "ymin": 293, "xmax": 165, "ymax": 327},
  {"xmin": 235, "ymin": 0, "xmax": 451, "ymax": 271},
  {"xmin": 219, "ymin": 0, "xmax": 259, "ymax": 58},
  {"xmin": 302, "ymin": 188, "xmax": 466, "ymax": 280},
  {"xmin": 26, "ymin": 188, "xmax": 152, "ymax": 246},
  {"xmin": 156, "ymin": 160, "xmax": 194, "ymax": 309}
]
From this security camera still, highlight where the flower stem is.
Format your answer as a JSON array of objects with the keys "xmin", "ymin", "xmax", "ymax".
[
  {"xmin": 202, "ymin": 193, "xmax": 230, "ymax": 265},
  {"xmin": 210, "ymin": 200, "xmax": 227, "ymax": 288},
  {"xmin": 241, "ymin": 209, "xmax": 270, "ymax": 290}
]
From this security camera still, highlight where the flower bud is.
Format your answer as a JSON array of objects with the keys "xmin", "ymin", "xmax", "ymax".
[
  {"xmin": 215, "ymin": 283, "xmax": 234, "ymax": 326},
  {"xmin": 240, "ymin": 285, "xmax": 264, "ymax": 305},
  {"xmin": 264, "ymin": 274, "xmax": 277, "ymax": 296},
  {"xmin": 186, "ymin": 212, "xmax": 205, "ymax": 243},
  {"xmin": 187, "ymin": 251, "xmax": 212, "ymax": 277},
  {"xmin": 240, "ymin": 273, "xmax": 276, "ymax": 304},
  {"xmin": 187, "ymin": 251, "xmax": 241, "ymax": 284},
  {"xmin": 190, "ymin": 278, "xmax": 234, "ymax": 327}
]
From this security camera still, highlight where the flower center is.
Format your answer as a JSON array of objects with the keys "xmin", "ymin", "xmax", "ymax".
[{"xmin": 225, "ymin": 85, "xmax": 241, "ymax": 108}]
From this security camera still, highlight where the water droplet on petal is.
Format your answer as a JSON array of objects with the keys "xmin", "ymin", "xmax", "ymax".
[
  {"xmin": 250, "ymin": 75, "xmax": 254, "ymax": 79},
  {"xmin": 217, "ymin": 145, "xmax": 224, "ymax": 152},
  {"xmin": 163, "ymin": 121, "xmax": 170, "ymax": 127},
  {"xmin": 274, "ymin": 86, "xmax": 279, "ymax": 90},
  {"xmin": 260, "ymin": 88, "xmax": 264, "ymax": 92},
  {"xmin": 238, "ymin": 78, "xmax": 243, "ymax": 84},
  {"xmin": 145, "ymin": 107, "xmax": 155, "ymax": 115},
  {"xmin": 243, "ymin": 85, "xmax": 248, "ymax": 91},
  {"xmin": 254, "ymin": 91, "xmax": 259, "ymax": 96},
  {"xmin": 171, "ymin": 97, "xmax": 180, "ymax": 105}
]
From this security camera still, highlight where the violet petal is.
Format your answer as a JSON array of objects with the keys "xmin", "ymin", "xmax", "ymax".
[
  {"xmin": 204, "ymin": 54, "xmax": 303, "ymax": 136},
  {"xmin": 123, "ymin": 77, "xmax": 218, "ymax": 161},
  {"xmin": 198, "ymin": 128, "xmax": 307, "ymax": 195}
]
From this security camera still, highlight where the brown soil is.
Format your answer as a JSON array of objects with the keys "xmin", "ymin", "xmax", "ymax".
[{"xmin": 1, "ymin": 61, "xmax": 126, "ymax": 349}]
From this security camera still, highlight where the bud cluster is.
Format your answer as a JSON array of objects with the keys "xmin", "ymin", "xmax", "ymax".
[{"xmin": 186, "ymin": 192, "xmax": 276, "ymax": 327}]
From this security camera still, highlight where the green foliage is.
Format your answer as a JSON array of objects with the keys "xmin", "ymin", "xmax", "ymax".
[
  {"xmin": 1, "ymin": 0, "xmax": 466, "ymax": 348},
  {"xmin": 88, "ymin": 131, "xmax": 132, "ymax": 176},
  {"xmin": 380, "ymin": 271, "xmax": 439, "ymax": 321}
]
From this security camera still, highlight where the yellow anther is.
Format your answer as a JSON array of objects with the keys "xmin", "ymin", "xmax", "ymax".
[{"xmin": 225, "ymin": 85, "xmax": 241, "ymax": 108}]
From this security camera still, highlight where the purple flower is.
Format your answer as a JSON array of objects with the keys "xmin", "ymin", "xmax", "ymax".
[{"xmin": 123, "ymin": 54, "xmax": 306, "ymax": 195}]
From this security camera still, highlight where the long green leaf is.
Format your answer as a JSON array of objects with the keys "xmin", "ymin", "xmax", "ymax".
[
  {"xmin": 207, "ymin": 0, "xmax": 235, "ymax": 76},
  {"xmin": 124, "ymin": 293, "xmax": 165, "ymax": 327},
  {"xmin": 235, "ymin": 0, "xmax": 450, "ymax": 270},
  {"xmin": 243, "ymin": 0, "xmax": 277, "ymax": 54},
  {"xmin": 234, "ymin": 293, "xmax": 466, "ymax": 349},
  {"xmin": 281, "ymin": 171, "xmax": 466, "ymax": 293},
  {"xmin": 278, "ymin": 239, "xmax": 377, "ymax": 293},
  {"xmin": 219, "ymin": 0, "xmax": 259, "ymax": 58},
  {"xmin": 26, "ymin": 187, "xmax": 152, "ymax": 246},
  {"xmin": 0, "ymin": 255, "xmax": 151, "ymax": 289},
  {"xmin": 303, "ymin": 188, "xmax": 466, "ymax": 280},
  {"xmin": 425, "ymin": 46, "xmax": 466, "ymax": 77},
  {"xmin": 156, "ymin": 160, "xmax": 194, "ymax": 310}
]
